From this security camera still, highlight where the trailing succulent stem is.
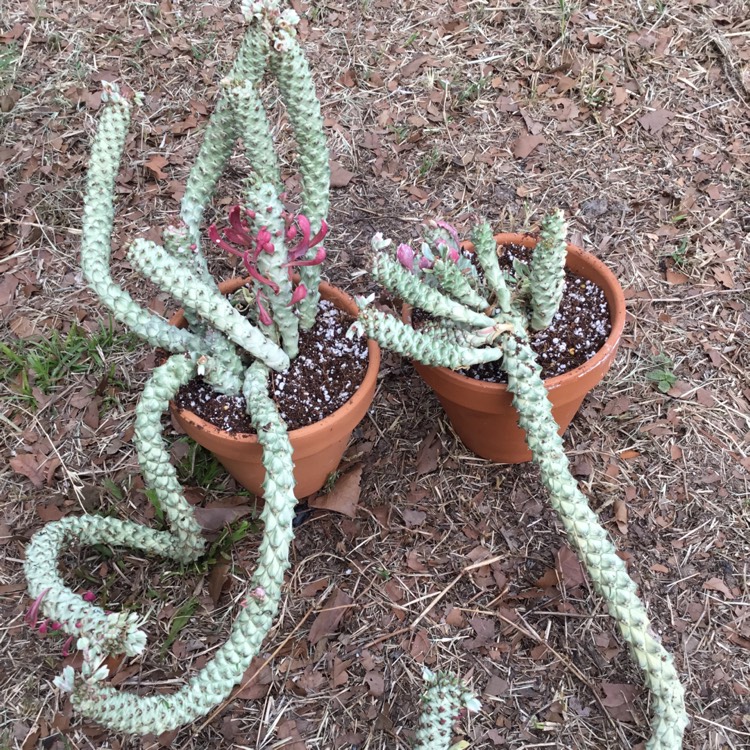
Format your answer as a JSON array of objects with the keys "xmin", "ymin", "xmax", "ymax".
[
  {"xmin": 46, "ymin": 361, "xmax": 298, "ymax": 734},
  {"xmin": 414, "ymin": 669, "xmax": 481, "ymax": 750},
  {"xmin": 356, "ymin": 216, "xmax": 688, "ymax": 749}
]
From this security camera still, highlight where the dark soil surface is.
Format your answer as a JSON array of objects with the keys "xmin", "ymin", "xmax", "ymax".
[{"xmin": 174, "ymin": 299, "xmax": 369, "ymax": 432}]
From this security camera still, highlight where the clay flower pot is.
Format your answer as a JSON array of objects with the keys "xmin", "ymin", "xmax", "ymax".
[
  {"xmin": 407, "ymin": 234, "xmax": 626, "ymax": 464},
  {"xmin": 170, "ymin": 278, "xmax": 380, "ymax": 497}
]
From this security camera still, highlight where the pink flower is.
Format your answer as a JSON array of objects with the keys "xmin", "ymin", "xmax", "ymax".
[
  {"xmin": 24, "ymin": 588, "xmax": 50, "ymax": 629},
  {"xmin": 82, "ymin": 590, "xmax": 96, "ymax": 603},
  {"xmin": 396, "ymin": 243, "xmax": 415, "ymax": 270},
  {"xmin": 288, "ymin": 283, "xmax": 308, "ymax": 306}
]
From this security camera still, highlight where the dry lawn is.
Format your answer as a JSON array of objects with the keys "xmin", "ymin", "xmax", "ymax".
[{"xmin": 1, "ymin": 0, "xmax": 749, "ymax": 748}]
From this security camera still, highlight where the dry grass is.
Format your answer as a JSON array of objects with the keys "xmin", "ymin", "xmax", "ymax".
[{"xmin": 1, "ymin": 0, "xmax": 749, "ymax": 748}]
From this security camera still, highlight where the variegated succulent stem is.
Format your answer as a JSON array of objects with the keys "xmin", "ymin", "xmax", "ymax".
[
  {"xmin": 502, "ymin": 333, "xmax": 687, "ymax": 750},
  {"xmin": 128, "ymin": 239, "xmax": 290, "ymax": 374},
  {"xmin": 246, "ymin": 184, "xmax": 299, "ymax": 357},
  {"xmin": 81, "ymin": 84, "xmax": 200, "ymax": 354},
  {"xmin": 373, "ymin": 255, "xmax": 496, "ymax": 330},
  {"xmin": 24, "ymin": 355, "xmax": 202, "ymax": 659},
  {"xmin": 414, "ymin": 669, "xmax": 480, "ymax": 750},
  {"xmin": 270, "ymin": 37, "xmax": 330, "ymax": 328},
  {"xmin": 53, "ymin": 361, "xmax": 297, "ymax": 733},
  {"xmin": 471, "ymin": 222, "xmax": 511, "ymax": 313},
  {"xmin": 528, "ymin": 209, "xmax": 567, "ymax": 331},
  {"xmin": 354, "ymin": 307, "xmax": 502, "ymax": 369}
]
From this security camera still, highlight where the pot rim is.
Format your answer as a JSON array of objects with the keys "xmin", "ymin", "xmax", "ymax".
[
  {"xmin": 405, "ymin": 234, "xmax": 626, "ymax": 393},
  {"xmin": 169, "ymin": 277, "xmax": 381, "ymax": 444}
]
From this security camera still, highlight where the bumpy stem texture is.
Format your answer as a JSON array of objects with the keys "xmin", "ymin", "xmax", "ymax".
[
  {"xmin": 528, "ymin": 209, "xmax": 567, "ymax": 331},
  {"xmin": 373, "ymin": 255, "xmax": 496, "ymax": 330},
  {"xmin": 128, "ymin": 239, "xmax": 290, "ymax": 374},
  {"xmin": 180, "ymin": 23, "xmax": 269, "ymax": 259},
  {"xmin": 355, "ymin": 307, "xmax": 502, "ymax": 369},
  {"xmin": 246, "ymin": 184, "xmax": 299, "ymax": 357},
  {"xmin": 502, "ymin": 333, "xmax": 688, "ymax": 749},
  {"xmin": 228, "ymin": 79, "xmax": 282, "ymax": 191},
  {"xmin": 431, "ymin": 258, "xmax": 490, "ymax": 312},
  {"xmin": 471, "ymin": 222, "xmax": 511, "ymax": 313},
  {"xmin": 270, "ymin": 37, "xmax": 329, "ymax": 328},
  {"xmin": 24, "ymin": 355, "xmax": 202, "ymax": 657},
  {"xmin": 80, "ymin": 85, "xmax": 199, "ymax": 353},
  {"xmin": 52, "ymin": 362, "xmax": 297, "ymax": 734},
  {"xmin": 414, "ymin": 670, "xmax": 480, "ymax": 750}
]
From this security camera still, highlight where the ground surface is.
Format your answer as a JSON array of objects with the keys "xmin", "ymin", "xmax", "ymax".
[{"xmin": 1, "ymin": 1, "xmax": 749, "ymax": 748}]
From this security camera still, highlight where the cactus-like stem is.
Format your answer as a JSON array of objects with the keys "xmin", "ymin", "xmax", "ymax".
[
  {"xmin": 228, "ymin": 79, "xmax": 282, "ymax": 191},
  {"xmin": 245, "ymin": 184, "xmax": 299, "ymax": 357},
  {"xmin": 471, "ymin": 223, "xmax": 511, "ymax": 313},
  {"xmin": 431, "ymin": 258, "xmax": 490, "ymax": 312},
  {"xmin": 46, "ymin": 361, "xmax": 297, "ymax": 734},
  {"xmin": 414, "ymin": 669, "xmax": 480, "ymax": 750},
  {"xmin": 134, "ymin": 355, "xmax": 206, "ymax": 561},
  {"xmin": 528, "ymin": 209, "xmax": 567, "ymax": 331},
  {"xmin": 354, "ymin": 307, "xmax": 503, "ymax": 369},
  {"xmin": 502, "ymin": 333, "xmax": 687, "ymax": 749},
  {"xmin": 373, "ymin": 255, "xmax": 496, "ymax": 330},
  {"xmin": 180, "ymin": 24, "xmax": 269, "ymax": 261},
  {"xmin": 80, "ymin": 84, "xmax": 200, "ymax": 353},
  {"xmin": 128, "ymin": 239, "xmax": 290, "ymax": 374},
  {"xmin": 24, "ymin": 355, "xmax": 203, "ymax": 658},
  {"xmin": 269, "ymin": 37, "xmax": 330, "ymax": 329}
]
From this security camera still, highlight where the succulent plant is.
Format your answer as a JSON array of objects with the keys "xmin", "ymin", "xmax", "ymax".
[
  {"xmin": 352, "ymin": 216, "xmax": 688, "ymax": 749},
  {"xmin": 22, "ymin": 0, "xmax": 329, "ymax": 735}
]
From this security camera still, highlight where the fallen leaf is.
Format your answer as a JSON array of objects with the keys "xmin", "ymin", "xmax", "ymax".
[
  {"xmin": 614, "ymin": 499, "xmax": 629, "ymax": 535},
  {"xmin": 511, "ymin": 133, "xmax": 545, "ymax": 158},
  {"xmin": 10, "ymin": 452, "xmax": 46, "ymax": 488},
  {"xmin": 415, "ymin": 432, "xmax": 440, "ymax": 475},
  {"xmin": 300, "ymin": 577, "xmax": 328, "ymax": 597},
  {"xmin": 308, "ymin": 465, "xmax": 362, "ymax": 518},
  {"xmin": 329, "ymin": 160, "xmax": 354, "ymax": 188},
  {"xmin": 9, "ymin": 315, "xmax": 37, "ymax": 338},
  {"xmin": 600, "ymin": 682, "xmax": 641, "ymax": 722},
  {"xmin": 665, "ymin": 268, "xmax": 689, "ymax": 285},
  {"xmin": 308, "ymin": 588, "xmax": 353, "ymax": 644},
  {"xmin": 235, "ymin": 655, "xmax": 273, "ymax": 699},
  {"xmin": 364, "ymin": 670, "xmax": 385, "ymax": 696},
  {"xmin": 556, "ymin": 545, "xmax": 586, "ymax": 589},
  {"xmin": 276, "ymin": 719, "xmax": 306, "ymax": 750},
  {"xmin": 695, "ymin": 388, "xmax": 716, "ymax": 407},
  {"xmin": 638, "ymin": 109, "xmax": 674, "ymax": 134},
  {"xmin": 401, "ymin": 508, "xmax": 426, "ymax": 527},
  {"xmin": 400, "ymin": 54, "xmax": 437, "ymax": 77},
  {"xmin": 193, "ymin": 504, "xmax": 254, "ymax": 532},
  {"xmin": 704, "ymin": 577, "xmax": 732, "ymax": 598},
  {"xmin": 207, "ymin": 562, "xmax": 230, "ymax": 606},
  {"xmin": 144, "ymin": 155, "xmax": 169, "ymax": 179},
  {"xmin": 714, "ymin": 268, "xmax": 734, "ymax": 289}
]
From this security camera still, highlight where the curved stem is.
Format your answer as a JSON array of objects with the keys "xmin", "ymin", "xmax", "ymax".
[{"xmin": 502, "ymin": 333, "xmax": 688, "ymax": 750}]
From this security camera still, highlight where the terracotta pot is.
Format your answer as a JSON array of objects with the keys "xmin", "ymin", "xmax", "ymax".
[
  {"xmin": 169, "ymin": 278, "xmax": 380, "ymax": 498},
  {"xmin": 407, "ymin": 234, "xmax": 626, "ymax": 464}
]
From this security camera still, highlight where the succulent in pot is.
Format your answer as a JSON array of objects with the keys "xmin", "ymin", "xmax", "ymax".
[
  {"xmin": 401, "ymin": 222, "xmax": 627, "ymax": 463},
  {"xmin": 351, "ymin": 214, "xmax": 688, "ymax": 749},
  {"xmin": 21, "ymin": 0, "xmax": 386, "ymax": 735}
]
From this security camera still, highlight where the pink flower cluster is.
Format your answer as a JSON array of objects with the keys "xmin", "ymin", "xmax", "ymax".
[
  {"xmin": 209, "ymin": 205, "xmax": 327, "ymax": 326},
  {"xmin": 396, "ymin": 221, "xmax": 461, "ymax": 272},
  {"xmin": 25, "ymin": 588, "xmax": 100, "ymax": 657}
]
